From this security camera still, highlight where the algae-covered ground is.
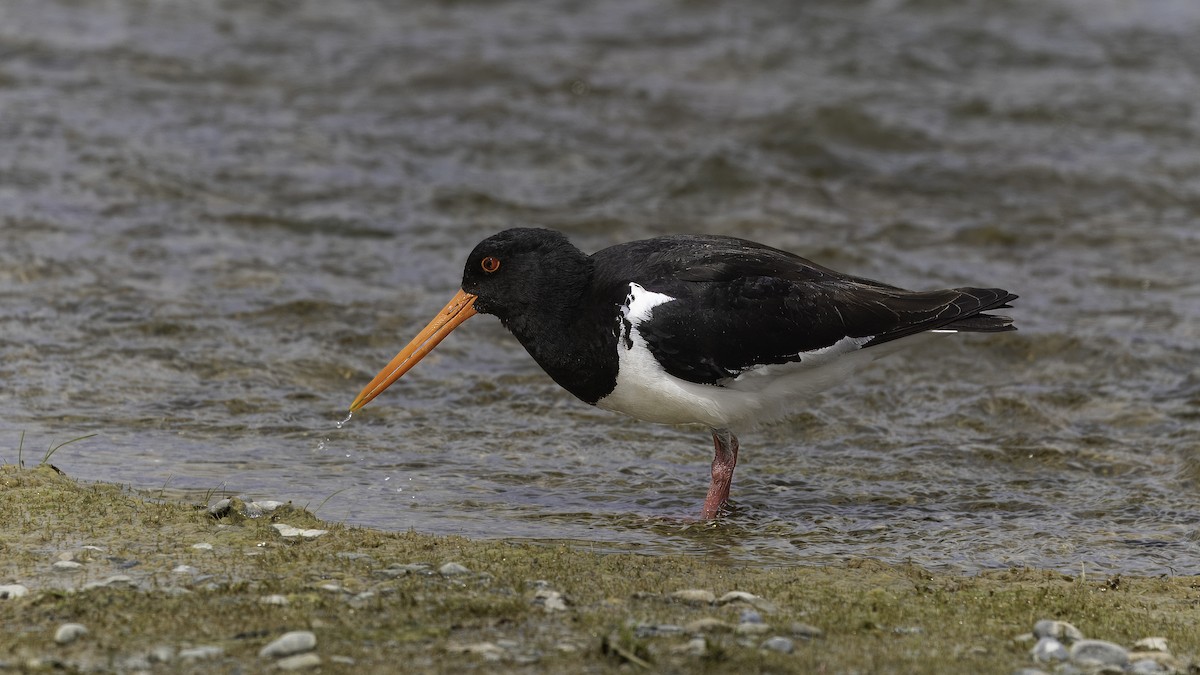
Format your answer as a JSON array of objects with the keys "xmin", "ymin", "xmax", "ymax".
[{"xmin": 1, "ymin": 464, "xmax": 1197, "ymax": 674}]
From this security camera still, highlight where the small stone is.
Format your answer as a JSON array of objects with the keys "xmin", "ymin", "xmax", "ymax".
[
  {"xmin": 685, "ymin": 637, "xmax": 707, "ymax": 656},
  {"xmin": 1011, "ymin": 669, "xmax": 1050, "ymax": 675},
  {"xmin": 330, "ymin": 656, "xmax": 356, "ymax": 665},
  {"xmin": 439, "ymin": 562, "xmax": 470, "ymax": 577},
  {"xmin": 1127, "ymin": 652, "xmax": 1183, "ymax": 671},
  {"xmin": 635, "ymin": 623, "xmax": 683, "ymax": 638},
  {"xmin": 374, "ymin": 563, "xmax": 429, "ymax": 578},
  {"xmin": 1129, "ymin": 659, "xmax": 1167, "ymax": 674},
  {"xmin": 1031, "ymin": 637, "xmax": 1069, "ymax": 663},
  {"xmin": 684, "ymin": 618, "xmax": 731, "ymax": 634},
  {"xmin": 82, "ymin": 575, "xmax": 135, "ymax": 591},
  {"xmin": 259, "ymin": 631, "xmax": 317, "ymax": 658},
  {"xmin": 0, "ymin": 584, "xmax": 29, "ymax": 599},
  {"xmin": 761, "ymin": 636, "xmax": 794, "ymax": 654},
  {"xmin": 1033, "ymin": 620, "xmax": 1084, "ymax": 643},
  {"xmin": 790, "ymin": 623, "xmax": 823, "ymax": 639},
  {"xmin": 736, "ymin": 622, "xmax": 772, "ymax": 636},
  {"xmin": 275, "ymin": 653, "xmax": 321, "ymax": 670},
  {"xmin": 54, "ymin": 623, "xmax": 88, "ymax": 645},
  {"xmin": 119, "ymin": 654, "xmax": 152, "ymax": 670},
  {"xmin": 1133, "ymin": 637, "xmax": 1169, "ymax": 653},
  {"xmin": 739, "ymin": 609, "xmax": 763, "ymax": 624},
  {"xmin": 191, "ymin": 543, "xmax": 214, "ymax": 551},
  {"xmin": 669, "ymin": 589, "xmax": 715, "ymax": 604},
  {"xmin": 173, "ymin": 565, "xmax": 199, "ymax": 575},
  {"xmin": 448, "ymin": 642, "xmax": 505, "ymax": 661},
  {"xmin": 271, "ymin": 524, "xmax": 327, "ymax": 538},
  {"xmin": 533, "ymin": 589, "xmax": 568, "ymax": 612},
  {"xmin": 207, "ymin": 499, "xmax": 232, "ymax": 516},
  {"xmin": 178, "ymin": 645, "xmax": 224, "ymax": 661},
  {"xmin": 149, "ymin": 646, "xmax": 175, "ymax": 663},
  {"xmin": 52, "ymin": 560, "xmax": 83, "ymax": 572},
  {"xmin": 718, "ymin": 591, "xmax": 760, "ymax": 605},
  {"xmin": 1070, "ymin": 639, "xmax": 1129, "ymax": 668}
]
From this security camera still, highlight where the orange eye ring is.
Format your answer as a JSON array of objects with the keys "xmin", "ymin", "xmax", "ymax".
[{"xmin": 481, "ymin": 256, "xmax": 501, "ymax": 273}]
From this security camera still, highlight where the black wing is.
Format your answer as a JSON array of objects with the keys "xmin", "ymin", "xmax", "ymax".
[{"xmin": 593, "ymin": 235, "xmax": 1017, "ymax": 386}]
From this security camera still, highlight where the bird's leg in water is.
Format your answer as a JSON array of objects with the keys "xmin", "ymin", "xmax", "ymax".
[{"xmin": 701, "ymin": 428, "xmax": 739, "ymax": 519}]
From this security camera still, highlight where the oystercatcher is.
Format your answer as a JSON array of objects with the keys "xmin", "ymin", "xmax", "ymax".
[{"xmin": 351, "ymin": 228, "xmax": 1017, "ymax": 519}]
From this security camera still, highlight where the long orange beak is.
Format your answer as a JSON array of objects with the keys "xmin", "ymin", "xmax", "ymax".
[{"xmin": 349, "ymin": 288, "xmax": 478, "ymax": 411}]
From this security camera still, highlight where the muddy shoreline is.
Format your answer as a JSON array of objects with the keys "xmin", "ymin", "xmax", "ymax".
[{"xmin": 2, "ymin": 464, "xmax": 1196, "ymax": 673}]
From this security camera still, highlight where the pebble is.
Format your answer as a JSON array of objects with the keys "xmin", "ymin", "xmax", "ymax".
[
  {"xmin": 0, "ymin": 584, "xmax": 29, "ymax": 599},
  {"xmin": 53, "ymin": 623, "xmax": 88, "ymax": 645},
  {"xmin": 149, "ymin": 646, "xmax": 175, "ymax": 663},
  {"xmin": 178, "ymin": 645, "xmax": 224, "ymax": 661},
  {"xmin": 51, "ymin": 560, "xmax": 83, "ymax": 572},
  {"xmin": 1031, "ymin": 637, "xmax": 1069, "ymax": 663},
  {"xmin": 761, "ymin": 636, "xmax": 795, "ymax": 654},
  {"xmin": 739, "ymin": 609, "xmax": 763, "ymax": 624},
  {"xmin": 1129, "ymin": 660, "xmax": 1168, "ymax": 674},
  {"xmin": 82, "ymin": 575, "xmax": 135, "ymax": 591},
  {"xmin": 735, "ymin": 622, "xmax": 772, "ymax": 636},
  {"xmin": 438, "ymin": 562, "xmax": 471, "ymax": 577},
  {"xmin": 448, "ymin": 641, "xmax": 505, "ymax": 661},
  {"xmin": 260, "ymin": 631, "xmax": 317, "ymax": 658},
  {"xmin": 1134, "ymin": 637, "xmax": 1169, "ymax": 652},
  {"xmin": 119, "ymin": 654, "xmax": 152, "ymax": 670},
  {"xmin": 669, "ymin": 589, "xmax": 715, "ymax": 604},
  {"xmin": 635, "ymin": 623, "xmax": 684, "ymax": 638},
  {"xmin": 1033, "ymin": 620, "xmax": 1084, "ymax": 643},
  {"xmin": 272, "ymin": 524, "xmax": 328, "ymax": 539},
  {"xmin": 533, "ymin": 589, "xmax": 568, "ymax": 612},
  {"xmin": 717, "ymin": 590, "xmax": 777, "ymax": 613},
  {"xmin": 1069, "ymin": 639, "xmax": 1129, "ymax": 668},
  {"xmin": 275, "ymin": 653, "xmax": 321, "ymax": 670},
  {"xmin": 683, "ymin": 618, "xmax": 730, "ymax": 634},
  {"xmin": 790, "ymin": 623, "xmax": 823, "ymax": 639},
  {"xmin": 1012, "ymin": 669, "xmax": 1050, "ymax": 675},
  {"xmin": 172, "ymin": 565, "xmax": 199, "ymax": 575},
  {"xmin": 191, "ymin": 543, "xmax": 214, "ymax": 551},
  {"xmin": 375, "ymin": 563, "xmax": 429, "ymax": 578},
  {"xmin": 207, "ymin": 498, "xmax": 231, "ymax": 516}
]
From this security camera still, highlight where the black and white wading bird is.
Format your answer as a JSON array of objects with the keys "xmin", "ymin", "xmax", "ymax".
[{"xmin": 350, "ymin": 228, "xmax": 1017, "ymax": 519}]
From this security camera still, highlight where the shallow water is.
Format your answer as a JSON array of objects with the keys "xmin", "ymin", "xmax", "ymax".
[{"xmin": 2, "ymin": 0, "xmax": 1197, "ymax": 575}]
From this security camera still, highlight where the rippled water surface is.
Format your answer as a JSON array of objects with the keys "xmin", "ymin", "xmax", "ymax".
[{"xmin": 2, "ymin": 0, "xmax": 1198, "ymax": 574}]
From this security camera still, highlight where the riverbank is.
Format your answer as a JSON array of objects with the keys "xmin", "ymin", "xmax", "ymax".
[{"xmin": 1, "ymin": 463, "xmax": 1195, "ymax": 673}]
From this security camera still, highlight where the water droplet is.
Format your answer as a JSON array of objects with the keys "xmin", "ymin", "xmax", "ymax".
[{"xmin": 335, "ymin": 412, "xmax": 353, "ymax": 429}]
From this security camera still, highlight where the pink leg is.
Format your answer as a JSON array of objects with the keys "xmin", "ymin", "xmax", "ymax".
[{"xmin": 701, "ymin": 429, "xmax": 739, "ymax": 519}]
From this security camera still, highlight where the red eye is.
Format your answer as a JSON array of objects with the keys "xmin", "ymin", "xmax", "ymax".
[{"xmin": 481, "ymin": 256, "xmax": 501, "ymax": 273}]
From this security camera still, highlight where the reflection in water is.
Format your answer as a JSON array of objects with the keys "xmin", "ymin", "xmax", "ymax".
[{"xmin": 1, "ymin": 0, "xmax": 1198, "ymax": 574}]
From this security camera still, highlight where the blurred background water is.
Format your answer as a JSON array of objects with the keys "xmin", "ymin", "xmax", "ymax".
[{"xmin": 1, "ymin": 0, "xmax": 1197, "ymax": 574}]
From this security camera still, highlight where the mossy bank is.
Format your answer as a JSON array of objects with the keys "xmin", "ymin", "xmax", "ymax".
[{"xmin": 1, "ymin": 464, "xmax": 1196, "ymax": 674}]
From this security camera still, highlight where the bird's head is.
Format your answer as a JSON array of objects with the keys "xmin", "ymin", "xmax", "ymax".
[{"xmin": 349, "ymin": 227, "xmax": 589, "ymax": 411}]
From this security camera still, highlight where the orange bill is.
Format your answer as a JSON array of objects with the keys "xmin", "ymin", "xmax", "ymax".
[{"xmin": 349, "ymin": 288, "xmax": 478, "ymax": 411}]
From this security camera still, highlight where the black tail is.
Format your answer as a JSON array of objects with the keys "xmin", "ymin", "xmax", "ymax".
[
  {"xmin": 862, "ymin": 288, "xmax": 1018, "ymax": 348},
  {"xmin": 944, "ymin": 290, "xmax": 1017, "ymax": 333}
]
